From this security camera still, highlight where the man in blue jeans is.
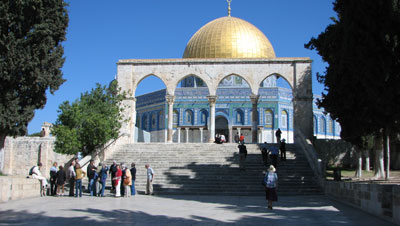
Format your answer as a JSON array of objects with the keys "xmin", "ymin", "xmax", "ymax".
[
  {"xmin": 99, "ymin": 162, "xmax": 108, "ymax": 197},
  {"xmin": 130, "ymin": 163, "xmax": 136, "ymax": 196},
  {"xmin": 87, "ymin": 160, "xmax": 97, "ymax": 196}
]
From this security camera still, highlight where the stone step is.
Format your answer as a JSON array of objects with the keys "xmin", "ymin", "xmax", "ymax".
[{"xmin": 103, "ymin": 143, "xmax": 321, "ymax": 195}]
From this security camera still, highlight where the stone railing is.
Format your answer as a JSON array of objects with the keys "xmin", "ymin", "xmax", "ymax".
[
  {"xmin": 325, "ymin": 181, "xmax": 400, "ymax": 225},
  {"xmin": 294, "ymin": 131, "xmax": 324, "ymax": 186},
  {"xmin": 0, "ymin": 176, "xmax": 41, "ymax": 203}
]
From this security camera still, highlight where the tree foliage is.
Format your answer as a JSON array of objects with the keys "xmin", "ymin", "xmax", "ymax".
[
  {"xmin": 52, "ymin": 81, "xmax": 126, "ymax": 156},
  {"xmin": 305, "ymin": 0, "xmax": 400, "ymax": 145},
  {"xmin": 0, "ymin": 0, "xmax": 68, "ymax": 141}
]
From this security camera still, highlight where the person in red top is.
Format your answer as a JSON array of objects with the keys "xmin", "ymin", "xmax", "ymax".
[
  {"xmin": 113, "ymin": 164, "xmax": 122, "ymax": 197},
  {"xmin": 239, "ymin": 134, "xmax": 245, "ymax": 144}
]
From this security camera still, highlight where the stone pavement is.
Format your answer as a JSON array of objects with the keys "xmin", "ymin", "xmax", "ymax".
[{"xmin": 0, "ymin": 194, "xmax": 395, "ymax": 226}]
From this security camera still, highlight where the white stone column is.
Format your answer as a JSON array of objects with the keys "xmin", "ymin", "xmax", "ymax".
[
  {"xmin": 199, "ymin": 128, "xmax": 204, "ymax": 143},
  {"xmin": 166, "ymin": 95, "xmax": 175, "ymax": 143},
  {"xmin": 185, "ymin": 128, "xmax": 190, "ymax": 143},
  {"xmin": 207, "ymin": 95, "xmax": 217, "ymax": 143},
  {"xmin": 121, "ymin": 96, "xmax": 136, "ymax": 143},
  {"xmin": 258, "ymin": 128, "xmax": 262, "ymax": 142},
  {"xmin": 177, "ymin": 127, "xmax": 181, "ymax": 143},
  {"xmin": 237, "ymin": 128, "xmax": 241, "ymax": 137},
  {"xmin": 229, "ymin": 127, "xmax": 233, "ymax": 143},
  {"xmin": 250, "ymin": 95, "xmax": 259, "ymax": 143}
]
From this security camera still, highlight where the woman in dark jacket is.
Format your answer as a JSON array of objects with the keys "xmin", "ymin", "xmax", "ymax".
[{"xmin": 56, "ymin": 165, "xmax": 67, "ymax": 196}]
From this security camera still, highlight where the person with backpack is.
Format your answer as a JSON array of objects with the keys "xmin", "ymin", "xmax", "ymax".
[
  {"xmin": 30, "ymin": 163, "xmax": 48, "ymax": 196},
  {"xmin": 263, "ymin": 165, "xmax": 278, "ymax": 210}
]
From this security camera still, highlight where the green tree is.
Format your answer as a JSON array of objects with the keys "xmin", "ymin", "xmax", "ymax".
[
  {"xmin": 305, "ymin": 0, "xmax": 400, "ymax": 179},
  {"xmin": 0, "ymin": 0, "xmax": 68, "ymax": 158},
  {"xmin": 52, "ymin": 81, "xmax": 126, "ymax": 156}
]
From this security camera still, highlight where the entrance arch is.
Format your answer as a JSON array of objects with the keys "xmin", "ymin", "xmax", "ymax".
[{"xmin": 215, "ymin": 116, "xmax": 229, "ymax": 142}]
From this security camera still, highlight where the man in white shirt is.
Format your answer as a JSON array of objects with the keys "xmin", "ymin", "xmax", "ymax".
[
  {"xmin": 145, "ymin": 164, "xmax": 154, "ymax": 195},
  {"xmin": 32, "ymin": 163, "xmax": 48, "ymax": 196},
  {"xmin": 68, "ymin": 161, "xmax": 76, "ymax": 197}
]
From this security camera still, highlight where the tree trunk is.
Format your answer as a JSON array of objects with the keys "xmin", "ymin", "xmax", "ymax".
[
  {"xmin": 373, "ymin": 134, "xmax": 384, "ymax": 179},
  {"xmin": 355, "ymin": 146, "xmax": 362, "ymax": 178},
  {"xmin": 0, "ymin": 134, "xmax": 5, "ymax": 173},
  {"xmin": 383, "ymin": 127, "xmax": 390, "ymax": 180},
  {"xmin": 364, "ymin": 149, "xmax": 370, "ymax": 172}
]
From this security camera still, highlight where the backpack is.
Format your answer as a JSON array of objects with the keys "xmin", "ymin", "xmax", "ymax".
[{"xmin": 29, "ymin": 166, "xmax": 35, "ymax": 176}]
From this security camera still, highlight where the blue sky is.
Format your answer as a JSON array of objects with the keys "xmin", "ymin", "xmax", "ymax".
[{"xmin": 28, "ymin": 0, "xmax": 336, "ymax": 133}]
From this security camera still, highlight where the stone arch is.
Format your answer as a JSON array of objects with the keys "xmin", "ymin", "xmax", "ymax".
[
  {"xmin": 257, "ymin": 73, "xmax": 294, "ymax": 92},
  {"xmin": 319, "ymin": 116, "xmax": 326, "ymax": 135},
  {"xmin": 215, "ymin": 73, "xmax": 256, "ymax": 94},
  {"xmin": 234, "ymin": 108, "xmax": 245, "ymax": 125},
  {"xmin": 174, "ymin": 74, "xmax": 210, "ymax": 91},
  {"xmin": 199, "ymin": 109, "xmax": 208, "ymax": 125},
  {"xmin": 134, "ymin": 74, "xmax": 169, "ymax": 96}
]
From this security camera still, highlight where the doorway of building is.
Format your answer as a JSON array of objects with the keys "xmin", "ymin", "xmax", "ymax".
[{"xmin": 215, "ymin": 116, "xmax": 229, "ymax": 142}]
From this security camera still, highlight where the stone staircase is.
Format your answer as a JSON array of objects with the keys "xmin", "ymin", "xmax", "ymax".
[{"xmin": 105, "ymin": 143, "xmax": 321, "ymax": 196}]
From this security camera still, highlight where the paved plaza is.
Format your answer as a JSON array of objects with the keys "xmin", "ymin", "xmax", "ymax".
[{"xmin": 0, "ymin": 194, "xmax": 395, "ymax": 226}]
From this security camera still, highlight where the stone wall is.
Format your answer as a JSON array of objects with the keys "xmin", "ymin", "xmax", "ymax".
[
  {"xmin": 325, "ymin": 181, "xmax": 400, "ymax": 225},
  {"xmin": 2, "ymin": 136, "xmax": 73, "ymax": 178},
  {"xmin": 0, "ymin": 176, "xmax": 41, "ymax": 203}
]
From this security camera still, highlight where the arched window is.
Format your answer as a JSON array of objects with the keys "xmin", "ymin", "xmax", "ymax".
[
  {"xmin": 158, "ymin": 111, "xmax": 164, "ymax": 129},
  {"xmin": 142, "ymin": 114, "xmax": 148, "ymax": 130},
  {"xmin": 319, "ymin": 117, "xmax": 326, "ymax": 134},
  {"xmin": 151, "ymin": 113, "xmax": 156, "ymax": 130},
  {"xmin": 328, "ymin": 119, "xmax": 333, "ymax": 134},
  {"xmin": 200, "ymin": 110, "xmax": 208, "ymax": 124},
  {"xmin": 235, "ymin": 109, "xmax": 244, "ymax": 125},
  {"xmin": 264, "ymin": 110, "xmax": 273, "ymax": 128},
  {"xmin": 173, "ymin": 110, "xmax": 179, "ymax": 128},
  {"xmin": 185, "ymin": 109, "xmax": 193, "ymax": 125},
  {"xmin": 281, "ymin": 110, "xmax": 288, "ymax": 129},
  {"xmin": 313, "ymin": 115, "xmax": 317, "ymax": 135}
]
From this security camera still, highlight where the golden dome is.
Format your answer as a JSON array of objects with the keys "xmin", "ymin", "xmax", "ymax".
[{"xmin": 183, "ymin": 16, "xmax": 275, "ymax": 59}]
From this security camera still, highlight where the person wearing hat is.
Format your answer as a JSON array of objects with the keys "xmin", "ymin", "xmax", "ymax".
[
  {"xmin": 280, "ymin": 138, "xmax": 286, "ymax": 161},
  {"xmin": 263, "ymin": 165, "xmax": 278, "ymax": 210}
]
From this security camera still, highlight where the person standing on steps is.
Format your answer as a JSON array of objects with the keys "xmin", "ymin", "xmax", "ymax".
[
  {"xmin": 263, "ymin": 165, "xmax": 278, "ymax": 210},
  {"xmin": 234, "ymin": 132, "xmax": 240, "ymax": 143},
  {"xmin": 238, "ymin": 143, "xmax": 247, "ymax": 171},
  {"xmin": 261, "ymin": 142, "xmax": 269, "ymax": 167},
  {"xmin": 275, "ymin": 128, "xmax": 282, "ymax": 144},
  {"xmin": 280, "ymin": 139, "xmax": 287, "ymax": 161},
  {"xmin": 269, "ymin": 145, "xmax": 279, "ymax": 168},
  {"xmin": 145, "ymin": 164, "xmax": 155, "ymax": 195},
  {"xmin": 239, "ymin": 133, "xmax": 245, "ymax": 144}
]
